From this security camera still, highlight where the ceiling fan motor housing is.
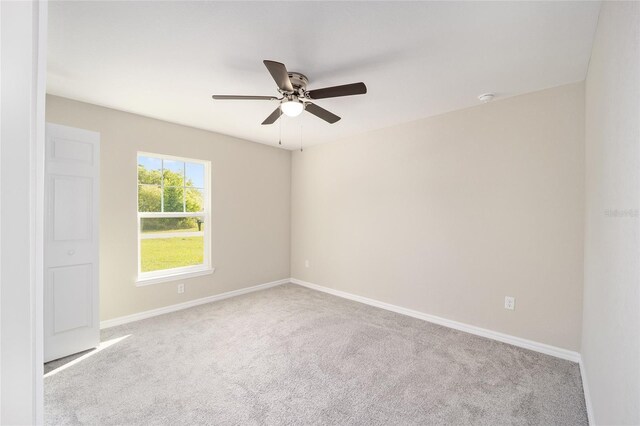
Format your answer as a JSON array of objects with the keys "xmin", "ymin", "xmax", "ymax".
[{"xmin": 287, "ymin": 72, "xmax": 309, "ymax": 93}]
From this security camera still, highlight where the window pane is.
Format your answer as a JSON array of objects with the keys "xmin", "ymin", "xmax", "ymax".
[
  {"xmin": 138, "ymin": 156, "xmax": 162, "ymax": 185},
  {"xmin": 137, "ymin": 153, "xmax": 209, "ymax": 278},
  {"xmin": 138, "ymin": 185, "xmax": 161, "ymax": 212},
  {"xmin": 185, "ymin": 187, "xmax": 204, "ymax": 212},
  {"xmin": 141, "ymin": 217, "xmax": 204, "ymax": 234},
  {"xmin": 140, "ymin": 236, "xmax": 204, "ymax": 272},
  {"xmin": 186, "ymin": 162, "xmax": 205, "ymax": 189},
  {"xmin": 163, "ymin": 160, "xmax": 184, "ymax": 186},
  {"xmin": 163, "ymin": 186, "xmax": 184, "ymax": 212}
]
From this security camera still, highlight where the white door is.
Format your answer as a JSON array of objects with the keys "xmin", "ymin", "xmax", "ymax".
[{"xmin": 44, "ymin": 123, "xmax": 100, "ymax": 362}]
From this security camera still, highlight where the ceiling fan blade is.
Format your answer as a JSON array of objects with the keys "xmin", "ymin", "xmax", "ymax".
[
  {"xmin": 305, "ymin": 102, "xmax": 341, "ymax": 124},
  {"xmin": 212, "ymin": 95, "xmax": 278, "ymax": 100},
  {"xmin": 307, "ymin": 82, "xmax": 367, "ymax": 100},
  {"xmin": 261, "ymin": 106, "xmax": 282, "ymax": 125},
  {"xmin": 263, "ymin": 60, "xmax": 294, "ymax": 93}
]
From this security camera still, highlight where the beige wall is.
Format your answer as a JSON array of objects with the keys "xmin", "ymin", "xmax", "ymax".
[
  {"xmin": 582, "ymin": 2, "xmax": 640, "ymax": 424},
  {"xmin": 46, "ymin": 95, "xmax": 291, "ymax": 321},
  {"xmin": 291, "ymin": 83, "xmax": 585, "ymax": 351}
]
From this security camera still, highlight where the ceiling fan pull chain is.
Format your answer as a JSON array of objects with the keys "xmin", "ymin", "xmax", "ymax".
[
  {"xmin": 300, "ymin": 124, "xmax": 303, "ymax": 152},
  {"xmin": 278, "ymin": 112, "xmax": 282, "ymax": 145}
]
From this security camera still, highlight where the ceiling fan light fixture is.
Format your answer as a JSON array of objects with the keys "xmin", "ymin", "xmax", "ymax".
[{"xmin": 281, "ymin": 99, "xmax": 304, "ymax": 117}]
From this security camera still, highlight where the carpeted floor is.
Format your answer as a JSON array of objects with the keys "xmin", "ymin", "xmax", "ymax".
[{"xmin": 45, "ymin": 283, "xmax": 587, "ymax": 425}]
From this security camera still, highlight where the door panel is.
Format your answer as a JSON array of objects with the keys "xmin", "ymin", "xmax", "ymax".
[
  {"xmin": 44, "ymin": 123, "xmax": 100, "ymax": 363},
  {"xmin": 51, "ymin": 264, "xmax": 93, "ymax": 333},
  {"xmin": 52, "ymin": 176, "xmax": 92, "ymax": 241},
  {"xmin": 51, "ymin": 136, "xmax": 95, "ymax": 164}
]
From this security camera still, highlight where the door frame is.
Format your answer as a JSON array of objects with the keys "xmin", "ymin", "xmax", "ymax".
[
  {"xmin": 34, "ymin": 0, "xmax": 48, "ymax": 423},
  {"xmin": 2, "ymin": 1, "xmax": 64, "ymax": 422},
  {"xmin": 0, "ymin": 0, "xmax": 47, "ymax": 422}
]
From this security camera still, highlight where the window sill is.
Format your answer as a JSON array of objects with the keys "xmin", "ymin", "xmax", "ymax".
[{"xmin": 135, "ymin": 267, "xmax": 215, "ymax": 287}]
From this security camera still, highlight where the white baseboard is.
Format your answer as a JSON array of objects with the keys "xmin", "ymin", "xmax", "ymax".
[
  {"xmin": 290, "ymin": 278, "xmax": 581, "ymax": 363},
  {"xmin": 579, "ymin": 357, "xmax": 595, "ymax": 425},
  {"xmin": 100, "ymin": 278, "xmax": 290, "ymax": 329}
]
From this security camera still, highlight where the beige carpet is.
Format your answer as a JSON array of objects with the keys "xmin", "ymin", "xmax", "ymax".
[{"xmin": 45, "ymin": 283, "xmax": 587, "ymax": 425}]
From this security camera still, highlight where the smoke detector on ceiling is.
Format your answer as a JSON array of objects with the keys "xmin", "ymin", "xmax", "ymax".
[{"xmin": 478, "ymin": 93, "xmax": 495, "ymax": 103}]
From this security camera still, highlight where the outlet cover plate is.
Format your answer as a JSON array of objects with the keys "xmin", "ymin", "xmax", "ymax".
[{"xmin": 504, "ymin": 296, "xmax": 515, "ymax": 310}]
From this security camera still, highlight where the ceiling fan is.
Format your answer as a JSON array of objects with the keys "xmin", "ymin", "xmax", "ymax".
[{"xmin": 212, "ymin": 60, "xmax": 367, "ymax": 125}]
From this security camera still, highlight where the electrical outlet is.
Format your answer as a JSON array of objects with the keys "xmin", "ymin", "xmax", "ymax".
[
  {"xmin": 305, "ymin": 260, "xmax": 310, "ymax": 268},
  {"xmin": 504, "ymin": 296, "xmax": 515, "ymax": 310},
  {"xmin": 177, "ymin": 283, "xmax": 185, "ymax": 294}
]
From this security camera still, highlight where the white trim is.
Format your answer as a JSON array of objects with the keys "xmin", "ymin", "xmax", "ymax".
[
  {"xmin": 140, "ymin": 231, "xmax": 204, "ymax": 240},
  {"xmin": 137, "ymin": 151, "xmax": 209, "ymax": 165},
  {"xmin": 579, "ymin": 357, "xmax": 595, "ymax": 425},
  {"xmin": 139, "ymin": 212, "xmax": 204, "ymax": 219},
  {"xmin": 102, "ymin": 278, "xmax": 289, "ymax": 329},
  {"xmin": 33, "ymin": 1, "xmax": 47, "ymax": 423},
  {"xmin": 290, "ymin": 278, "xmax": 581, "ymax": 363},
  {"xmin": 136, "ymin": 151, "xmax": 212, "ymax": 281},
  {"xmin": 1, "ymin": 2, "xmax": 47, "ymax": 422},
  {"xmin": 1, "ymin": 2, "xmax": 4, "ymax": 417},
  {"xmin": 135, "ymin": 267, "xmax": 215, "ymax": 286}
]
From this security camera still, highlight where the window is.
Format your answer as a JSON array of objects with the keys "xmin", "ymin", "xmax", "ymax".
[{"xmin": 136, "ymin": 152, "xmax": 212, "ymax": 285}]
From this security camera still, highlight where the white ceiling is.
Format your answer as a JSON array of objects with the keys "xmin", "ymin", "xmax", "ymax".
[{"xmin": 48, "ymin": 1, "xmax": 601, "ymax": 149}]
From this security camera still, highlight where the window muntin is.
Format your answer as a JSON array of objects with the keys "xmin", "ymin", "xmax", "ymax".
[{"xmin": 137, "ymin": 153, "xmax": 210, "ymax": 281}]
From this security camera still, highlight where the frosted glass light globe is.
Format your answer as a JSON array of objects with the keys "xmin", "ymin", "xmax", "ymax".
[{"xmin": 281, "ymin": 100, "xmax": 304, "ymax": 117}]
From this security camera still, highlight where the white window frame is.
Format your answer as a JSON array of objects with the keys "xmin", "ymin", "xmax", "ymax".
[{"xmin": 135, "ymin": 151, "xmax": 213, "ymax": 286}]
